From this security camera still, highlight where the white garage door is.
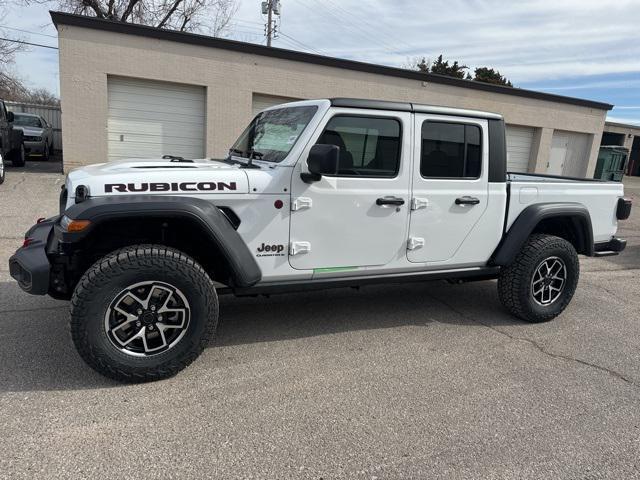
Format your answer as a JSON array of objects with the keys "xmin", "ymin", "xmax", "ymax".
[
  {"xmin": 557, "ymin": 130, "xmax": 590, "ymax": 177},
  {"xmin": 506, "ymin": 125, "xmax": 535, "ymax": 173},
  {"xmin": 107, "ymin": 77, "xmax": 206, "ymax": 161},
  {"xmin": 252, "ymin": 93, "xmax": 301, "ymax": 117}
]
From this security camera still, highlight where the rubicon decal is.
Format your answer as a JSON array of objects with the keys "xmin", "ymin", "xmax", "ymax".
[{"xmin": 105, "ymin": 181, "xmax": 238, "ymax": 193}]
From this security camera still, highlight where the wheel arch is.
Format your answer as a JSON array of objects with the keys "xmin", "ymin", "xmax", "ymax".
[
  {"xmin": 61, "ymin": 196, "xmax": 262, "ymax": 288},
  {"xmin": 491, "ymin": 203, "xmax": 593, "ymax": 266}
]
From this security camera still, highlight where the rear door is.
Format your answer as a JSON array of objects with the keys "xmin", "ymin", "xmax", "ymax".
[
  {"xmin": 407, "ymin": 114, "xmax": 490, "ymax": 264},
  {"xmin": 289, "ymin": 109, "xmax": 412, "ymax": 270}
]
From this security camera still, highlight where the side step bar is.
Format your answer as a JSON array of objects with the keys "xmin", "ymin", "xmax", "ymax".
[{"xmin": 593, "ymin": 237, "xmax": 627, "ymax": 257}]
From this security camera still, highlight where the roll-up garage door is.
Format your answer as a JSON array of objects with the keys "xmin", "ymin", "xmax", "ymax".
[
  {"xmin": 107, "ymin": 77, "xmax": 206, "ymax": 161},
  {"xmin": 251, "ymin": 93, "xmax": 301, "ymax": 116},
  {"xmin": 506, "ymin": 125, "xmax": 535, "ymax": 173}
]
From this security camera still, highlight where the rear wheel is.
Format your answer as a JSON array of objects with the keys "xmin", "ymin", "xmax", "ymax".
[
  {"xmin": 498, "ymin": 234, "xmax": 579, "ymax": 323},
  {"xmin": 70, "ymin": 245, "xmax": 219, "ymax": 382}
]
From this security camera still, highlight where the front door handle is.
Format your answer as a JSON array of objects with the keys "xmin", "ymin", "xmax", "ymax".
[
  {"xmin": 455, "ymin": 196, "xmax": 480, "ymax": 206},
  {"xmin": 376, "ymin": 196, "xmax": 405, "ymax": 206}
]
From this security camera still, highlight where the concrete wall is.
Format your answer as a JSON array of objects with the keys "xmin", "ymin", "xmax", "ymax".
[{"xmin": 57, "ymin": 24, "xmax": 609, "ymax": 174}]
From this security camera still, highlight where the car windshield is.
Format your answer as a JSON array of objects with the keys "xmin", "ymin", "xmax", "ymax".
[
  {"xmin": 230, "ymin": 105, "xmax": 318, "ymax": 163},
  {"xmin": 13, "ymin": 114, "xmax": 42, "ymax": 128}
]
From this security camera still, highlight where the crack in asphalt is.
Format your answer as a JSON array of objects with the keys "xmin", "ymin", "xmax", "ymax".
[
  {"xmin": 428, "ymin": 293, "xmax": 638, "ymax": 389},
  {"xmin": 0, "ymin": 305, "xmax": 67, "ymax": 316}
]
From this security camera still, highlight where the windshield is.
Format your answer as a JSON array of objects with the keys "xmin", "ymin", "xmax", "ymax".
[
  {"xmin": 230, "ymin": 105, "xmax": 317, "ymax": 163},
  {"xmin": 13, "ymin": 114, "xmax": 42, "ymax": 128}
]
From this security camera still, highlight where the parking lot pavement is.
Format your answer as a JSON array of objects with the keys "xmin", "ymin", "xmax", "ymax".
[{"xmin": 1, "ymin": 168, "xmax": 639, "ymax": 479}]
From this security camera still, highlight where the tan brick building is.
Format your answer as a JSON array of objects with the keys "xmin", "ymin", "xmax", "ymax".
[{"xmin": 53, "ymin": 12, "xmax": 613, "ymax": 176}]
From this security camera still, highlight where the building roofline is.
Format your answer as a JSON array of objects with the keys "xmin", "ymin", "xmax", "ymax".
[
  {"xmin": 51, "ymin": 11, "xmax": 614, "ymax": 111},
  {"xmin": 605, "ymin": 120, "xmax": 640, "ymax": 131}
]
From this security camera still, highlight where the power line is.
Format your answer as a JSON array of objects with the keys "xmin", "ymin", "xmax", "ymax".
[
  {"xmin": 0, "ymin": 37, "xmax": 58, "ymax": 50},
  {"xmin": 321, "ymin": 0, "xmax": 414, "ymax": 51},
  {"xmin": 0, "ymin": 24, "xmax": 58, "ymax": 39},
  {"xmin": 289, "ymin": 0, "xmax": 399, "ymax": 54},
  {"xmin": 278, "ymin": 31, "xmax": 323, "ymax": 55}
]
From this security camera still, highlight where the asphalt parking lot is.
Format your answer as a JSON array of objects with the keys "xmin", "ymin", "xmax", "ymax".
[{"xmin": 1, "ymin": 162, "xmax": 639, "ymax": 479}]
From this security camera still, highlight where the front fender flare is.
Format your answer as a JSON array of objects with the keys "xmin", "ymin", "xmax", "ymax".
[
  {"xmin": 63, "ymin": 195, "xmax": 261, "ymax": 288},
  {"xmin": 491, "ymin": 202, "xmax": 593, "ymax": 266}
]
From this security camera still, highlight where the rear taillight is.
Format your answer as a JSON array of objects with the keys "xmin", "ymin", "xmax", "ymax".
[
  {"xmin": 22, "ymin": 238, "xmax": 33, "ymax": 248},
  {"xmin": 617, "ymin": 197, "xmax": 632, "ymax": 220}
]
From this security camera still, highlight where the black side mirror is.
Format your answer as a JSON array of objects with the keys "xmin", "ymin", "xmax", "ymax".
[
  {"xmin": 6, "ymin": 111, "xmax": 14, "ymax": 122},
  {"xmin": 301, "ymin": 144, "xmax": 339, "ymax": 183}
]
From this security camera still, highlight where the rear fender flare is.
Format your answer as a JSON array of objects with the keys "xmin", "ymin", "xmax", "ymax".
[{"xmin": 491, "ymin": 202, "xmax": 593, "ymax": 266}]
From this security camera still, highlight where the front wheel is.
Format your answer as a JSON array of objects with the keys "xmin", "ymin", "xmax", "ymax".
[
  {"xmin": 70, "ymin": 245, "xmax": 219, "ymax": 382},
  {"xmin": 498, "ymin": 234, "xmax": 579, "ymax": 323},
  {"xmin": 0, "ymin": 154, "xmax": 5, "ymax": 185}
]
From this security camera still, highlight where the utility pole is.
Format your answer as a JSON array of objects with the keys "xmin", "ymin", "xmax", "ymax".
[{"xmin": 262, "ymin": 0, "xmax": 280, "ymax": 47}]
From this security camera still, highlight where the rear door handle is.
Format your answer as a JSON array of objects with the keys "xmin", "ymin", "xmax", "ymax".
[
  {"xmin": 376, "ymin": 196, "xmax": 405, "ymax": 206},
  {"xmin": 455, "ymin": 196, "xmax": 480, "ymax": 205}
]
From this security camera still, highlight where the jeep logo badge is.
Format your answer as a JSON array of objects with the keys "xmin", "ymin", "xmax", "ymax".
[{"xmin": 256, "ymin": 243, "xmax": 285, "ymax": 257}]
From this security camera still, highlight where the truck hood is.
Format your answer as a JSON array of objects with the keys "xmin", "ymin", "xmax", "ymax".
[
  {"xmin": 66, "ymin": 157, "xmax": 250, "ymax": 197},
  {"xmin": 14, "ymin": 126, "xmax": 44, "ymax": 137}
]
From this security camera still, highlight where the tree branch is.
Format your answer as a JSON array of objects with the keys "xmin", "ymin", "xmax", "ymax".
[
  {"xmin": 156, "ymin": 0, "xmax": 183, "ymax": 28},
  {"xmin": 81, "ymin": 0, "xmax": 107, "ymax": 18},
  {"xmin": 120, "ymin": 0, "xmax": 141, "ymax": 22}
]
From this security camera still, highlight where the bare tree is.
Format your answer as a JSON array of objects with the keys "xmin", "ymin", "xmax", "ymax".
[
  {"xmin": 41, "ymin": 0, "xmax": 237, "ymax": 35},
  {"xmin": 0, "ymin": 0, "xmax": 25, "ymax": 67}
]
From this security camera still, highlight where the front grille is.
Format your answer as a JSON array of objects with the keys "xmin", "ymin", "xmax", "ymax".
[{"xmin": 24, "ymin": 135, "xmax": 42, "ymax": 142}]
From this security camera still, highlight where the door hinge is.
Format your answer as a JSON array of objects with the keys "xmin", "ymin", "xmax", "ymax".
[
  {"xmin": 290, "ymin": 241, "xmax": 311, "ymax": 255},
  {"xmin": 291, "ymin": 197, "xmax": 313, "ymax": 211},
  {"xmin": 411, "ymin": 197, "xmax": 429, "ymax": 210},
  {"xmin": 407, "ymin": 237, "xmax": 425, "ymax": 250}
]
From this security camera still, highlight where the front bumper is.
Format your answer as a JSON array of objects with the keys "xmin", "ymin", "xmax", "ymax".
[
  {"xmin": 24, "ymin": 140, "xmax": 46, "ymax": 155},
  {"xmin": 9, "ymin": 217, "xmax": 58, "ymax": 295}
]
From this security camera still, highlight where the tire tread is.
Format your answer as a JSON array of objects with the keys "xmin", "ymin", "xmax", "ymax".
[{"xmin": 70, "ymin": 244, "xmax": 218, "ymax": 382}]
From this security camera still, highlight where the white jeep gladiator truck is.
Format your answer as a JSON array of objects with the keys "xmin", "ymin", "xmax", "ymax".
[{"xmin": 10, "ymin": 98, "xmax": 632, "ymax": 382}]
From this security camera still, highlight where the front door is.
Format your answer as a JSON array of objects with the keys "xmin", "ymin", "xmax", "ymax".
[
  {"xmin": 407, "ymin": 115, "xmax": 490, "ymax": 264},
  {"xmin": 289, "ymin": 110, "xmax": 412, "ymax": 270}
]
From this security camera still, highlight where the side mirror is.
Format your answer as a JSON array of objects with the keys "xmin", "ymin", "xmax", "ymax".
[
  {"xmin": 302, "ymin": 144, "xmax": 339, "ymax": 183},
  {"xmin": 6, "ymin": 111, "xmax": 14, "ymax": 122}
]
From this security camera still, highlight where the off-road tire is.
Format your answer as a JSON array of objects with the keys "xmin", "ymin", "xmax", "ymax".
[
  {"xmin": 498, "ymin": 234, "xmax": 579, "ymax": 323},
  {"xmin": 70, "ymin": 245, "xmax": 219, "ymax": 382}
]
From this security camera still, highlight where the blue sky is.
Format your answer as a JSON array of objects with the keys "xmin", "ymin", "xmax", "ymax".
[{"xmin": 3, "ymin": 0, "xmax": 639, "ymax": 125}]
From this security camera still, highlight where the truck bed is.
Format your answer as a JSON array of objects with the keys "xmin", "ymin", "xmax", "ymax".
[{"xmin": 506, "ymin": 172, "xmax": 624, "ymax": 243}]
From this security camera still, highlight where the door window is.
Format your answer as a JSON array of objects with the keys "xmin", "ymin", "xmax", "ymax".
[
  {"xmin": 421, "ymin": 121, "xmax": 482, "ymax": 179},
  {"xmin": 317, "ymin": 116, "xmax": 401, "ymax": 177}
]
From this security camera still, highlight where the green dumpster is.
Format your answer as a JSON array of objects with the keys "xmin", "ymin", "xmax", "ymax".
[{"xmin": 594, "ymin": 146, "xmax": 629, "ymax": 181}]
